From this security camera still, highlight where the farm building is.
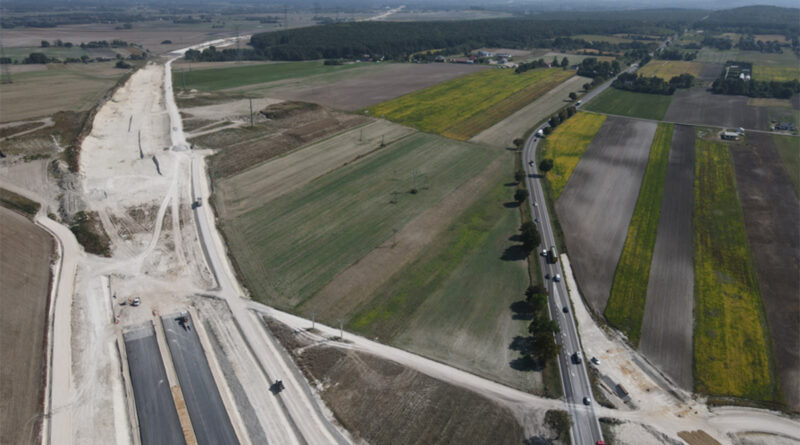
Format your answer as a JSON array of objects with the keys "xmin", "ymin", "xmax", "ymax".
[{"xmin": 774, "ymin": 122, "xmax": 796, "ymax": 131}]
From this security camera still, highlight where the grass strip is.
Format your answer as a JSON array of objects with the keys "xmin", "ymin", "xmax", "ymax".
[
  {"xmin": 693, "ymin": 137, "xmax": 775, "ymax": 400},
  {"xmin": 539, "ymin": 112, "xmax": 607, "ymax": 199},
  {"xmin": 604, "ymin": 123, "xmax": 673, "ymax": 345},
  {"xmin": 0, "ymin": 187, "xmax": 40, "ymax": 217},
  {"xmin": 773, "ymin": 134, "xmax": 800, "ymax": 198},
  {"xmin": 583, "ymin": 88, "xmax": 672, "ymax": 121}
]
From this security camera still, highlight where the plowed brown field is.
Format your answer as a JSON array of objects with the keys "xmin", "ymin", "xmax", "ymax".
[{"xmin": 556, "ymin": 117, "xmax": 657, "ymax": 313}]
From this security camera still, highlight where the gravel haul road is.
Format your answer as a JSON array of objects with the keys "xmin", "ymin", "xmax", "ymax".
[
  {"xmin": 639, "ymin": 124, "xmax": 696, "ymax": 390},
  {"xmin": 556, "ymin": 116, "xmax": 657, "ymax": 313},
  {"xmin": 123, "ymin": 323, "xmax": 186, "ymax": 445}
]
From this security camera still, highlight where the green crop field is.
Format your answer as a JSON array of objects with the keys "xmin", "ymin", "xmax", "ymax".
[
  {"xmin": 604, "ymin": 123, "xmax": 673, "ymax": 345},
  {"xmin": 774, "ymin": 135, "xmax": 800, "ymax": 197},
  {"xmin": 584, "ymin": 88, "xmax": 672, "ymax": 121},
  {"xmin": 348, "ymin": 169, "xmax": 540, "ymax": 391},
  {"xmin": 366, "ymin": 68, "xmax": 574, "ymax": 140},
  {"xmin": 540, "ymin": 112, "xmax": 607, "ymax": 199},
  {"xmin": 173, "ymin": 60, "xmax": 365, "ymax": 91},
  {"xmin": 2, "ymin": 46, "xmax": 89, "ymax": 62},
  {"xmin": 693, "ymin": 137, "xmax": 775, "ymax": 400},
  {"xmin": 752, "ymin": 65, "xmax": 800, "ymax": 82},
  {"xmin": 223, "ymin": 132, "xmax": 499, "ymax": 309}
]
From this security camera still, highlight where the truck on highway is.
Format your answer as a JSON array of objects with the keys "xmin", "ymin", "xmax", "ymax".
[{"xmin": 547, "ymin": 246, "xmax": 558, "ymax": 264}]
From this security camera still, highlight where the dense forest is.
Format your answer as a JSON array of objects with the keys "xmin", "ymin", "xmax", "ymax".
[
  {"xmin": 246, "ymin": 19, "xmax": 679, "ymax": 61},
  {"xmin": 698, "ymin": 5, "xmax": 800, "ymax": 35}
]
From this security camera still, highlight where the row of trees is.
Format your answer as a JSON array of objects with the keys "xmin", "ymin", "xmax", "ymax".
[
  {"xmin": 657, "ymin": 48, "xmax": 697, "ymax": 61},
  {"xmin": 612, "ymin": 72, "xmax": 695, "ymax": 95},
  {"xmin": 711, "ymin": 77, "xmax": 800, "ymax": 99},
  {"xmin": 576, "ymin": 57, "xmax": 620, "ymax": 80},
  {"xmin": 515, "ymin": 57, "xmax": 570, "ymax": 74},
  {"xmin": 736, "ymin": 35, "xmax": 784, "ymax": 53}
]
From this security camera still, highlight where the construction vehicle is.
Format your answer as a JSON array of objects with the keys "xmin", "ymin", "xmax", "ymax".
[
  {"xmin": 177, "ymin": 314, "xmax": 191, "ymax": 331},
  {"xmin": 270, "ymin": 379, "xmax": 285, "ymax": 394}
]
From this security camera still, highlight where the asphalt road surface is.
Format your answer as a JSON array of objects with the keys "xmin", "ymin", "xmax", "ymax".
[
  {"xmin": 123, "ymin": 323, "xmax": 186, "ymax": 445},
  {"xmin": 524, "ymin": 134, "xmax": 603, "ymax": 445},
  {"xmin": 162, "ymin": 312, "xmax": 239, "ymax": 445}
]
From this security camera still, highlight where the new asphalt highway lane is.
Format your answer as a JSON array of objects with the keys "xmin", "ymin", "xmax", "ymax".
[
  {"xmin": 163, "ymin": 312, "xmax": 239, "ymax": 445},
  {"xmin": 123, "ymin": 323, "xmax": 186, "ymax": 445},
  {"xmin": 523, "ymin": 133, "xmax": 603, "ymax": 445}
]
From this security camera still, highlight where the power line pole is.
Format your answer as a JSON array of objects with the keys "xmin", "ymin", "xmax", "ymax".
[
  {"xmin": 338, "ymin": 319, "xmax": 343, "ymax": 339},
  {"xmin": 249, "ymin": 97, "xmax": 254, "ymax": 127},
  {"xmin": 311, "ymin": 311, "xmax": 315, "ymax": 330}
]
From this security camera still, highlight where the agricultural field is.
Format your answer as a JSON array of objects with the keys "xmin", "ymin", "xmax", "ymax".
[
  {"xmin": 0, "ymin": 206, "xmax": 54, "ymax": 445},
  {"xmin": 604, "ymin": 123, "xmax": 673, "ymax": 346},
  {"xmin": 221, "ymin": 131, "xmax": 499, "ymax": 309},
  {"xmin": 696, "ymin": 48, "xmax": 800, "ymax": 68},
  {"xmin": 637, "ymin": 60, "xmax": 704, "ymax": 80},
  {"xmin": 188, "ymin": 100, "xmax": 370, "ymax": 179},
  {"xmin": 729, "ymin": 133, "xmax": 800, "ymax": 410},
  {"xmin": 773, "ymin": 135, "xmax": 800, "ymax": 196},
  {"xmin": 471, "ymin": 75, "xmax": 590, "ymax": 148},
  {"xmin": 639, "ymin": 125, "xmax": 696, "ymax": 390},
  {"xmin": 349, "ymin": 172, "xmax": 540, "ymax": 390},
  {"xmin": 539, "ymin": 112, "xmax": 607, "ymax": 199},
  {"xmin": 265, "ymin": 62, "xmax": 487, "ymax": 111},
  {"xmin": 752, "ymin": 65, "xmax": 800, "ymax": 82},
  {"xmin": 693, "ymin": 136, "xmax": 775, "ymax": 401},
  {"xmin": 365, "ymin": 68, "xmax": 574, "ymax": 140},
  {"xmin": 0, "ymin": 62, "xmax": 130, "ymax": 122},
  {"xmin": 664, "ymin": 87, "xmax": 772, "ymax": 131},
  {"xmin": 215, "ymin": 120, "xmax": 414, "ymax": 218},
  {"xmin": 584, "ymin": 88, "xmax": 673, "ymax": 121},
  {"xmin": 266, "ymin": 319, "xmax": 531, "ymax": 445},
  {"xmin": 1, "ymin": 45, "xmax": 90, "ymax": 63},
  {"xmin": 556, "ymin": 117, "xmax": 657, "ymax": 313},
  {"xmin": 173, "ymin": 60, "xmax": 367, "ymax": 91}
]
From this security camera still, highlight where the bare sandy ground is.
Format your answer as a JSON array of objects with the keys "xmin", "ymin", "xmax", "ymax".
[
  {"xmin": 639, "ymin": 124, "xmax": 695, "ymax": 390},
  {"xmin": 299, "ymin": 154, "xmax": 507, "ymax": 322},
  {"xmin": 556, "ymin": 117, "xmax": 657, "ymax": 313},
  {"xmin": 471, "ymin": 75, "xmax": 590, "ymax": 148},
  {"xmin": 729, "ymin": 133, "xmax": 800, "ymax": 411},
  {"xmin": 215, "ymin": 120, "xmax": 414, "ymax": 219},
  {"xmin": 0, "ymin": 206, "xmax": 53, "ymax": 445},
  {"xmin": 266, "ymin": 63, "xmax": 488, "ymax": 111}
]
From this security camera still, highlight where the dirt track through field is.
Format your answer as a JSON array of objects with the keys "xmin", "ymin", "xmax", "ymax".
[
  {"xmin": 300, "ymin": 155, "xmax": 507, "ymax": 321},
  {"xmin": 729, "ymin": 133, "xmax": 800, "ymax": 410},
  {"xmin": 639, "ymin": 125, "xmax": 695, "ymax": 390},
  {"xmin": 664, "ymin": 87, "xmax": 770, "ymax": 131},
  {"xmin": 0, "ymin": 206, "xmax": 53, "ymax": 445},
  {"xmin": 267, "ymin": 63, "xmax": 487, "ymax": 111},
  {"xmin": 556, "ymin": 116, "xmax": 657, "ymax": 313}
]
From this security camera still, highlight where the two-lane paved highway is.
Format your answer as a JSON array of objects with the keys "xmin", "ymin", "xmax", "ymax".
[{"xmin": 523, "ymin": 133, "xmax": 603, "ymax": 445}]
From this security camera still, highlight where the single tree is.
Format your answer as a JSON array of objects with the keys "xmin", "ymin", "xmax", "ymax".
[
  {"xmin": 531, "ymin": 330, "xmax": 561, "ymax": 362},
  {"xmin": 513, "ymin": 138, "xmax": 525, "ymax": 149},
  {"xmin": 583, "ymin": 82, "xmax": 592, "ymax": 91},
  {"xmin": 41, "ymin": 40, "xmax": 50, "ymax": 48},
  {"xmin": 514, "ymin": 188, "xmax": 529, "ymax": 204},
  {"xmin": 539, "ymin": 158, "xmax": 554, "ymax": 172},
  {"xmin": 561, "ymin": 57, "xmax": 569, "ymax": 68},
  {"xmin": 569, "ymin": 92, "xmax": 578, "ymax": 100},
  {"xmin": 514, "ymin": 169, "xmax": 525, "ymax": 183},
  {"xmin": 543, "ymin": 126, "xmax": 553, "ymax": 135},
  {"xmin": 519, "ymin": 221, "xmax": 540, "ymax": 251},
  {"xmin": 552, "ymin": 56, "xmax": 558, "ymax": 67}
]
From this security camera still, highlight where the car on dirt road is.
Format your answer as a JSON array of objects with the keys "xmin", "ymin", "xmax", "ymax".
[
  {"xmin": 583, "ymin": 396, "xmax": 592, "ymax": 405},
  {"xmin": 591, "ymin": 356, "xmax": 600, "ymax": 365}
]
